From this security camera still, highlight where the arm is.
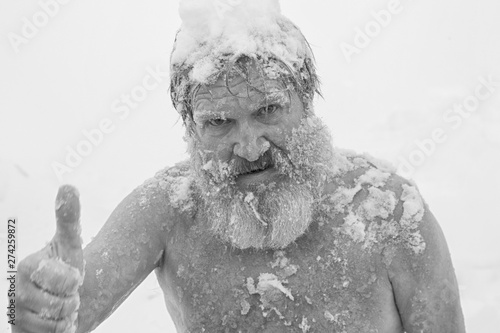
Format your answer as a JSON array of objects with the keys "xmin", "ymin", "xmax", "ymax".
[
  {"xmin": 76, "ymin": 174, "xmax": 176, "ymax": 332},
  {"xmin": 388, "ymin": 182, "xmax": 465, "ymax": 332}
]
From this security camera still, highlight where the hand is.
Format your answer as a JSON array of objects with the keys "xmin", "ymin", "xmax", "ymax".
[{"xmin": 13, "ymin": 185, "xmax": 85, "ymax": 333}]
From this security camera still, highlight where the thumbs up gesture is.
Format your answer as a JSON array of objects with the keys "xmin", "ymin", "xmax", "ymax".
[{"xmin": 14, "ymin": 185, "xmax": 85, "ymax": 333}]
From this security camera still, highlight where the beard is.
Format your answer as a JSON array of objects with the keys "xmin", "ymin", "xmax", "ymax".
[
  {"xmin": 203, "ymin": 176, "xmax": 315, "ymax": 249},
  {"xmin": 187, "ymin": 115, "xmax": 335, "ymax": 250}
]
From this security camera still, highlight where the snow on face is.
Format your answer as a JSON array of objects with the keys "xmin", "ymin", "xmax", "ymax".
[
  {"xmin": 189, "ymin": 114, "xmax": 336, "ymax": 250},
  {"xmin": 187, "ymin": 60, "xmax": 305, "ymax": 187},
  {"xmin": 186, "ymin": 83, "xmax": 336, "ymax": 249}
]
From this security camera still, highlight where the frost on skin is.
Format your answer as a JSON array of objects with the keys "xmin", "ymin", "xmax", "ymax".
[
  {"xmin": 401, "ymin": 184, "xmax": 425, "ymax": 228},
  {"xmin": 252, "ymin": 273, "xmax": 294, "ymax": 301},
  {"xmin": 322, "ymin": 156, "xmax": 427, "ymax": 259},
  {"xmin": 326, "ymin": 161, "xmax": 397, "ymax": 246},
  {"xmin": 328, "ymin": 165, "xmax": 390, "ymax": 214},
  {"xmin": 240, "ymin": 298, "xmax": 251, "ymax": 315},
  {"xmin": 247, "ymin": 253, "xmax": 298, "ymax": 301},
  {"xmin": 30, "ymin": 258, "xmax": 83, "ymax": 296},
  {"xmin": 335, "ymin": 148, "xmax": 398, "ymax": 174},
  {"xmin": 246, "ymin": 273, "xmax": 294, "ymax": 319},
  {"xmin": 358, "ymin": 187, "xmax": 397, "ymax": 220},
  {"xmin": 340, "ymin": 187, "xmax": 396, "ymax": 245},
  {"xmin": 399, "ymin": 184, "xmax": 426, "ymax": 254},
  {"xmin": 329, "ymin": 185, "xmax": 362, "ymax": 213},
  {"xmin": 363, "ymin": 180, "xmax": 427, "ymax": 256},
  {"xmin": 324, "ymin": 310, "xmax": 349, "ymax": 325},
  {"xmin": 298, "ymin": 316, "xmax": 311, "ymax": 332},
  {"xmin": 138, "ymin": 163, "xmax": 195, "ymax": 213},
  {"xmin": 357, "ymin": 168, "xmax": 391, "ymax": 188},
  {"xmin": 270, "ymin": 250, "xmax": 299, "ymax": 280},
  {"xmin": 342, "ymin": 211, "xmax": 366, "ymax": 243},
  {"xmin": 162, "ymin": 174, "xmax": 194, "ymax": 211},
  {"xmin": 242, "ymin": 251, "xmax": 300, "ymax": 323}
]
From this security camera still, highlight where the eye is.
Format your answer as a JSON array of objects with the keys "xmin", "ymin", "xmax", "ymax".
[
  {"xmin": 258, "ymin": 104, "xmax": 280, "ymax": 116},
  {"xmin": 207, "ymin": 118, "xmax": 230, "ymax": 127}
]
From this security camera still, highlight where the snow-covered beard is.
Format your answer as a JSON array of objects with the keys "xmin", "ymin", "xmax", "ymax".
[{"xmin": 187, "ymin": 115, "xmax": 335, "ymax": 250}]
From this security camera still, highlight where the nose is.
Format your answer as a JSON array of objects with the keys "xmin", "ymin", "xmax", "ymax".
[{"xmin": 233, "ymin": 122, "xmax": 270, "ymax": 162}]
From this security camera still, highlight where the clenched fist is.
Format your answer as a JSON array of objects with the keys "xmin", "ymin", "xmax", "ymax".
[{"xmin": 14, "ymin": 185, "xmax": 85, "ymax": 333}]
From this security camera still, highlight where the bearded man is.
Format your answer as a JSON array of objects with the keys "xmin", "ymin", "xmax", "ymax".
[{"xmin": 14, "ymin": 3, "xmax": 465, "ymax": 333}]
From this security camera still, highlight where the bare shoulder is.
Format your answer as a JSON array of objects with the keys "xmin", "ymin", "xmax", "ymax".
[
  {"xmin": 324, "ymin": 150, "xmax": 431, "ymax": 255},
  {"xmin": 324, "ymin": 151, "xmax": 465, "ymax": 332},
  {"xmin": 140, "ymin": 160, "xmax": 197, "ymax": 214},
  {"xmin": 95, "ymin": 160, "xmax": 197, "ymax": 237}
]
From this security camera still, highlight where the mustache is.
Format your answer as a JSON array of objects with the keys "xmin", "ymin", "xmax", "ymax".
[
  {"xmin": 196, "ymin": 144, "xmax": 295, "ymax": 185},
  {"xmin": 228, "ymin": 146, "xmax": 293, "ymax": 178},
  {"xmin": 231, "ymin": 149, "xmax": 274, "ymax": 176}
]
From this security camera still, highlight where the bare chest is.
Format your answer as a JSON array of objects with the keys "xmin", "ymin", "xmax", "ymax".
[{"xmin": 157, "ymin": 219, "xmax": 402, "ymax": 333}]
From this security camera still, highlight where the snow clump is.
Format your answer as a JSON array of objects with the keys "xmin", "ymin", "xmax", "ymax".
[{"xmin": 172, "ymin": 0, "xmax": 310, "ymax": 84}]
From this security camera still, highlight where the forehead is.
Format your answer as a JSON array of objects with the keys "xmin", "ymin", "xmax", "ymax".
[{"xmin": 192, "ymin": 64, "xmax": 290, "ymax": 113}]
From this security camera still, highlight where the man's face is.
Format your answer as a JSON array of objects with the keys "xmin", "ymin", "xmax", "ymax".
[
  {"xmin": 191, "ymin": 68, "xmax": 304, "ymax": 189},
  {"xmin": 187, "ymin": 61, "xmax": 333, "ymax": 250}
]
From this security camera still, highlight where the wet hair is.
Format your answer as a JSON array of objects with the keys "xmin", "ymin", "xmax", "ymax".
[{"xmin": 169, "ymin": 23, "xmax": 321, "ymax": 129}]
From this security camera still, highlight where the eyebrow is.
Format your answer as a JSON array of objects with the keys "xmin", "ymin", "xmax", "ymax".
[
  {"xmin": 193, "ymin": 109, "xmax": 230, "ymax": 123},
  {"xmin": 260, "ymin": 90, "xmax": 290, "ymax": 103}
]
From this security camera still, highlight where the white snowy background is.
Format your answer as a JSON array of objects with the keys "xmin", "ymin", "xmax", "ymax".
[{"xmin": 1, "ymin": 0, "xmax": 499, "ymax": 332}]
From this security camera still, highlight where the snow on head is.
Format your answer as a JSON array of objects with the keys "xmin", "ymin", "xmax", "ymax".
[
  {"xmin": 176, "ymin": 0, "xmax": 281, "ymax": 55},
  {"xmin": 170, "ymin": 0, "xmax": 318, "ymax": 122},
  {"xmin": 172, "ymin": 0, "xmax": 307, "ymax": 83}
]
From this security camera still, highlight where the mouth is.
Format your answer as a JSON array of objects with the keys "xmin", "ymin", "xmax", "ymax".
[
  {"xmin": 236, "ymin": 166, "xmax": 278, "ymax": 185},
  {"xmin": 239, "ymin": 159, "xmax": 272, "ymax": 175},
  {"xmin": 235, "ymin": 159, "xmax": 281, "ymax": 187}
]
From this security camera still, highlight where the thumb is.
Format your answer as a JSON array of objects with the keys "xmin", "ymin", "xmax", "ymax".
[{"xmin": 51, "ymin": 184, "xmax": 84, "ymax": 272}]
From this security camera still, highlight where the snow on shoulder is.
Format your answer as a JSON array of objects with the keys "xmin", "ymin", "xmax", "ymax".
[
  {"xmin": 321, "ymin": 151, "xmax": 427, "ymax": 256},
  {"xmin": 138, "ymin": 162, "xmax": 195, "ymax": 213},
  {"xmin": 172, "ymin": 0, "xmax": 310, "ymax": 84}
]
